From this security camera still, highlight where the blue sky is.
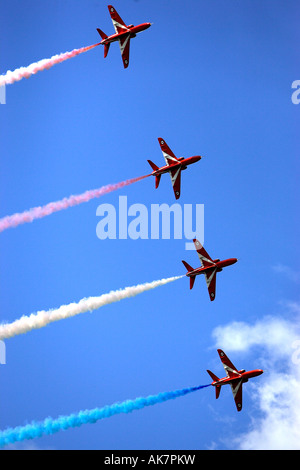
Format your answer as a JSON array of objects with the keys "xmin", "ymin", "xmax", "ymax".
[{"xmin": 0, "ymin": 0, "xmax": 299, "ymax": 450}]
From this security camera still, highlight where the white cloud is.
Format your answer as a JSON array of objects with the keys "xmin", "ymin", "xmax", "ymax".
[
  {"xmin": 211, "ymin": 306, "xmax": 300, "ymax": 450},
  {"xmin": 212, "ymin": 316, "xmax": 299, "ymax": 357},
  {"xmin": 273, "ymin": 264, "xmax": 300, "ymax": 284},
  {"xmin": 234, "ymin": 369, "xmax": 300, "ymax": 450}
]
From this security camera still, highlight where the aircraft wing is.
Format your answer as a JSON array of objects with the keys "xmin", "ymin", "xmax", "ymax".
[
  {"xmin": 230, "ymin": 379, "xmax": 243, "ymax": 411},
  {"xmin": 108, "ymin": 5, "xmax": 130, "ymax": 34},
  {"xmin": 158, "ymin": 138, "xmax": 180, "ymax": 166},
  {"xmin": 118, "ymin": 34, "xmax": 131, "ymax": 68},
  {"xmin": 193, "ymin": 240, "xmax": 215, "ymax": 268},
  {"xmin": 217, "ymin": 350, "xmax": 243, "ymax": 411},
  {"xmin": 217, "ymin": 349, "xmax": 240, "ymax": 378},
  {"xmin": 204, "ymin": 267, "xmax": 217, "ymax": 301},
  {"xmin": 169, "ymin": 167, "xmax": 181, "ymax": 199}
]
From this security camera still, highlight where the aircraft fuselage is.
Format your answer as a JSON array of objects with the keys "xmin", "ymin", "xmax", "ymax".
[
  {"xmin": 185, "ymin": 257, "xmax": 238, "ymax": 278},
  {"xmin": 211, "ymin": 369, "xmax": 264, "ymax": 388},
  {"xmin": 151, "ymin": 156, "xmax": 201, "ymax": 176},
  {"xmin": 100, "ymin": 23, "xmax": 152, "ymax": 45}
]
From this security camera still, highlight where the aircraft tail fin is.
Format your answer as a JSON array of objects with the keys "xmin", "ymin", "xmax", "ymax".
[
  {"xmin": 207, "ymin": 369, "xmax": 219, "ymax": 382},
  {"xmin": 189, "ymin": 275, "xmax": 196, "ymax": 290},
  {"xmin": 147, "ymin": 160, "xmax": 159, "ymax": 172},
  {"xmin": 103, "ymin": 44, "xmax": 110, "ymax": 58},
  {"xmin": 97, "ymin": 28, "xmax": 108, "ymax": 40},
  {"xmin": 182, "ymin": 260, "xmax": 194, "ymax": 273},
  {"xmin": 155, "ymin": 175, "xmax": 161, "ymax": 189},
  {"xmin": 182, "ymin": 261, "xmax": 196, "ymax": 289},
  {"xmin": 207, "ymin": 370, "xmax": 221, "ymax": 398},
  {"xmin": 97, "ymin": 29, "xmax": 110, "ymax": 58},
  {"xmin": 147, "ymin": 161, "xmax": 161, "ymax": 188}
]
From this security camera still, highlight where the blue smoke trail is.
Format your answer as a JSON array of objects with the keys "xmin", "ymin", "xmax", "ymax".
[{"xmin": 0, "ymin": 384, "xmax": 210, "ymax": 448}]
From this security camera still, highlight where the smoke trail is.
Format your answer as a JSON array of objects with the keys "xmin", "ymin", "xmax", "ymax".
[
  {"xmin": 0, "ymin": 275, "xmax": 183, "ymax": 340},
  {"xmin": 0, "ymin": 43, "xmax": 101, "ymax": 87},
  {"xmin": 0, "ymin": 175, "xmax": 149, "ymax": 233},
  {"xmin": 0, "ymin": 384, "xmax": 211, "ymax": 448}
]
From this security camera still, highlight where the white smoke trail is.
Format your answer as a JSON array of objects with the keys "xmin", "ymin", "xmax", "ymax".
[
  {"xmin": 0, "ymin": 43, "xmax": 100, "ymax": 87},
  {"xmin": 0, "ymin": 175, "xmax": 149, "ymax": 233},
  {"xmin": 0, "ymin": 276, "xmax": 184, "ymax": 340}
]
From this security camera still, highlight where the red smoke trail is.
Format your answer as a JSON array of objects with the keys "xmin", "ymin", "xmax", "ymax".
[
  {"xmin": 0, "ymin": 175, "xmax": 149, "ymax": 233},
  {"xmin": 0, "ymin": 42, "xmax": 101, "ymax": 86}
]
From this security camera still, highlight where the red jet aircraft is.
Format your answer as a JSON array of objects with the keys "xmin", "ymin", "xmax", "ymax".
[
  {"xmin": 148, "ymin": 138, "xmax": 202, "ymax": 200},
  {"xmin": 182, "ymin": 239, "xmax": 237, "ymax": 301},
  {"xmin": 97, "ymin": 5, "xmax": 151, "ymax": 68},
  {"xmin": 207, "ymin": 349, "xmax": 264, "ymax": 411}
]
